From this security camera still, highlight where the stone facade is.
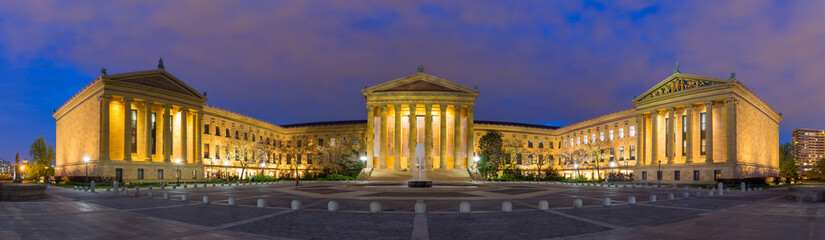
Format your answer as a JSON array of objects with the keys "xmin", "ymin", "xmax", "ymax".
[{"xmin": 54, "ymin": 67, "xmax": 781, "ymax": 184}]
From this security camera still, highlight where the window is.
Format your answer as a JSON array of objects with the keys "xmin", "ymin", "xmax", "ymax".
[
  {"xmin": 192, "ymin": 170, "xmax": 197, "ymax": 179},
  {"xmin": 306, "ymin": 154, "xmax": 313, "ymax": 164},
  {"xmin": 226, "ymin": 128, "xmax": 230, "ymax": 138},
  {"xmin": 130, "ymin": 109, "xmax": 137, "ymax": 153},
  {"xmin": 298, "ymin": 154, "xmax": 303, "ymax": 164},
  {"xmin": 682, "ymin": 115, "xmax": 687, "ymax": 156},
  {"xmin": 619, "ymin": 146, "xmax": 625, "ymax": 160},
  {"xmin": 137, "ymin": 169, "xmax": 144, "ymax": 179},
  {"xmin": 204, "ymin": 144, "xmax": 210, "ymax": 158},
  {"xmin": 701, "ymin": 113, "xmax": 707, "ymax": 155},
  {"xmin": 584, "ymin": 136, "xmax": 588, "ymax": 144},
  {"xmin": 538, "ymin": 155, "xmax": 544, "ymax": 164},
  {"xmin": 516, "ymin": 154, "xmax": 522, "ymax": 165},
  {"xmin": 215, "ymin": 126, "xmax": 221, "ymax": 136},
  {"xmin": 318, "ymin": 138, "xmax": 324, "ymax": 147},
  {"xmin": 657, "ymin": 170, "xmax": 662, "ymax": 180},
  {"xmin": 564, "ymin": 140, "xmax": 567, "ymax": 148},
  {"xmin": 609, "ymin": 130, "xmax": 614, "ymax": 140},
  {"xmin": 713, "ymin": 170, "xmax": 721, "ymax": 181},
  {"xmin": 538, "ymin": 141, "xmax": 544, "ymax": 148},
  {"xmin": 216, "ymin": 145, "xmax": 221, "ymax": 159},
  {"xmin": 158, "ymin": 169, "xmax": 164, "ymax": 179},
  {"xmin": 169, "ymin": 115, "xmax": 174, "ymax": 150},
  {"xmin": 151, "ymin": 113, "xmax": 157, "ymax": 154},
  {"xmin": 286, "ymin": 154, "xmax": 292, "ymax": 164},
  {"xmin": 235, "ymin": 131, "xmax": 240, "ymax": 139},
  {"xmin": 642, "ymin": 171, "xmax": 647, "ymax": 180},
  {"xmin": 629, "ymin": 126, "xmax": 636, "ymax": 137},
  {"xmin": 205, "ymin": 124, "xmax": 210, "ymax": 134},
  {"xmin": 577, "ymin": 137, "xmax": 581, "ymax": 145},
  {"xmin": 619, "ymin": 128, "xmax": 625, "ymax": 138},
  {"xmin": 528, "ymin": 140, "xmax": 533, "ymax": 148},
  {"xmin": 693, "ymin": 170, "xmax": 700, "ymax": 181},
  {"xmin": 674, "ymin": 171, "xmax": 680, "ymax": 181},
  {"xmin": 354, "ymin": 137, "xmax": 359, "ymax": 146},
  {"xmin": 600, "ymin": 132, "xmax": 605, "ymax": 141},
  {"xmin": 244, "ymin": 132, "xmax": 248, "ymax": 141},
  {"xmin": 630, "ymin": 145, "xmax": 636, "ymax": 159}
]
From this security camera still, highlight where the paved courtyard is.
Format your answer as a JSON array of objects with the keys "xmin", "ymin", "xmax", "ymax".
[{"xmin": 1, "ymin": 182, "xmax": 824, "ymax": 239}]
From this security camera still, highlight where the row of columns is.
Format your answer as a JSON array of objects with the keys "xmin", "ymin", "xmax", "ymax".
[
  {"xmin": 366, "ymin": 104, "xmax": 474, "ymax": 169},
  {"xmin": 97, "ymin": 94, "xmax": 201, "ymax": 164},
  {"xmin": 637, "ymin": 98, "xmax": 737, "ymax": 165}
]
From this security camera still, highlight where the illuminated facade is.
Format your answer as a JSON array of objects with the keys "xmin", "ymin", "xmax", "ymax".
[
  {"xmin": 792, "ymin": 128, "xmax": 824, "ymax": 176},
  {"xmin": 54, "ymin": 66, "xmax": 780, "ymax": 183}
]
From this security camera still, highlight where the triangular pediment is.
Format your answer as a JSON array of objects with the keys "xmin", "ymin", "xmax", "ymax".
[
  {"xmin": 363, "ymin": 72, "xmax": 479, "ymax": 95},
  {"xmin": 633, "ymin": 73, "xmax": 731, "ymax": 103},
  {"xmin": 107, "ymin": 70, "xmax": 207, "ymax": 101}
]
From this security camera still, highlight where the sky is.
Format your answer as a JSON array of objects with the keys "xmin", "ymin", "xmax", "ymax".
[{"xmin": 1, "ymin": 0, "xmax": 823, "ymax": 162}]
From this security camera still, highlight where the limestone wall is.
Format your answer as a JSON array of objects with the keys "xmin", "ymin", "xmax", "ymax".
[{"xmin": 55, "ymin": 94, "xmax": 100, "ymax": 177}]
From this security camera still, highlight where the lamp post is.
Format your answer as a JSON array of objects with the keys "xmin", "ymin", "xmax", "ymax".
[
  {"xmin": 657, "ymin": 160, "xmax": 661, "ymax": 187},
  {"xmin": 175, "ymin": 158, "xmax": 181, "ymax": 186},
  {"xmin": 83, "ymin": 156, "xmax": 90, "ymax": 184},
  {"xmin": 19, "ymin": 165, "xmax": 25, "ymax": 180},
  {"xmin": 473, "ymin": 154, "xmax": 480, "ymax": 173},
  {"xmin": 573, "ymin": 163, "xmax": 579, "ymax": 179},
  {"xmin": 260, "ymin": 162, "xmax": 266, "ymax": 178},
  {"xmin": 223, "ymin": 159, "xmax": 229, "ymax": 183},
  {"xmin": 359, "ymin": 154, "xmax": 367, "ymax": 170}
]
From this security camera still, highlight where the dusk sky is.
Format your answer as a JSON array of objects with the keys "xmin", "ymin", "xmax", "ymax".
[{"xmin": 1, "ymin": 0, "xmax": 823, "ymax": 162}]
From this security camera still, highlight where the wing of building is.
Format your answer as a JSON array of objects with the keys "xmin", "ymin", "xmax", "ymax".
[{"xmin": 53, "ymin": 66, "xmax": 781, "ymax": 183}]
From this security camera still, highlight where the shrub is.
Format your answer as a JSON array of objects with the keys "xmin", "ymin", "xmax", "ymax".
[{"xmin": 323, "ymin": 173, "xmax": 355, "ymax": 181}]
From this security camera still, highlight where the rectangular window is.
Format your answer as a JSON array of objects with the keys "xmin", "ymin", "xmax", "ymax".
[
  {"xmin": 609, "ymin": 130, "xmax": 614, "ymax": 140},
  {"xmin": 204, "ymin": 144, "xmax": 210, "ymax": 159},
  {"xmin": 630, "ymin": 145, "xmax": 636, "ymax": 159},
  {"xmin": 307, "ymin": 154, "xmax": 313, "ymax": 164},
  {"xmin": 700, "ymin": 113, "xmax": 707, "ymax": 155},
  {"xmin": 682, "ymin": 115, "xmax": 687, "ymax": 156},
  {"xmin": 151, "ymin": 113, "xmax": 157, "ymax": 154},
  {"xmin": 619, "ymin": 146, "xmax": 625, "ymax": 160},
  {"xmin": 215, "ymin": 126, "xmax": 221, "ymax": 136},
  {"xmin": 642, "ymin": 171, "xmax": 647, "ymax": 180},
  {"xmin": 619, "ymin": 128, "xmax": 625, "ymax": 138},
  {"xmin": 226, "ymin": 128, "xmax": 230, "ymax": 138},
  {"xmin": 205, "ymin": 124, "xmax": 210, "ymax": 134},
  {"xmin": 158, "ymin": 169, "xmax": 164, "ymax": 179},
  {"xmin": 577, "ymin": 137, "xmax": 581, "ymax": 145},
  {"xmin": 354, "ymin": 137, "xmax": 359, "ymax": 146},
  {"xmin": 592, "ymin": 133, "xmax": 596, "ymax": 142},
  {"xmin": 538, "ymin": 155, "xmax": 544, "ymax": 164},
  {"xmin": 584, "ymin": 136, "xmax": 588, "ymax": 144},
  {"xmin": 244, "ymin": 132, "xmax": 248, "ymax": 141},
  {"xmin": 713, "ymin": 170, "xmax": 721, "ymax": 181},
  {"xmin": 216, "ymin": 145, "xmax": 221, "ymax": 159},
  {"xmin": 286, "ymin": 154, "xmax": 292, "ymax": 164},
  {"xmin": 693, "ymin": 170, "xmax": 700, "ymax": 181},
  {"xmin": 528, "ymin": 140, "xmax": 533, "ymax": 148},
  {"xmin": 137, "ymin": 169, "xmax": 144, "ymax": 180},
  {"xmin": 629, "ymin": 126, "xmax": 636, "ymax": 137},
  {"xmin": 538, "ymin": 141, "xmax": 544, "ymax": 148},
  {"xmin": 600, "ymin": 132, "xmax": 605, "ymax": 141},
  {"xmin": 130, "ymin": 109, "xmax": 137, "ymax": 153},
  {"xmin": 192, "ymin": 170, "xmax": 197, "ymax": 179},
  {"xmin": 298, "ymin": 154, "xmax": 303, "ymax": 164},
  {"xmin": 564, "ymin": 139, "xmax": 567, "ymax": 147},
  {"xmin": 516, "ymin": 154, "xmax": 522, "ymax": 165},
  {"xmin": 674, "ymin": 171, "xmax": 680, "ymax": 181},
  {"xmin": 318, "ymin": 138, "xmax": 324, "ymax": 147}
]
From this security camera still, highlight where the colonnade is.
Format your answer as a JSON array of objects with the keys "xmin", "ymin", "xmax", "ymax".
[{"xmin": 366, "ymin": 104, "xmax": 474, "ymax": 169}]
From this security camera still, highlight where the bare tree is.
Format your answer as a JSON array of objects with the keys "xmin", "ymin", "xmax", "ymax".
[
  {"xmin": 277, "ymin": 136, "xmax": 319, "ymax": 180},
  {"xmin": 224, "ymin": 126, "xmax": 258, "ymax": 180},
  {"xmin": 319, "ymin": 137, "xmax": 357, "ymax": 175},
  {"xmin": 502, "ymin": 139, "xmax": 527, "ymax": 173},
  {"xmin": 584, "ymin": 141, "xmax": 611, "ymax": 180},
  {"xmin": 525, "ymin": 144, "xmax": 554, "ymax": 179}
]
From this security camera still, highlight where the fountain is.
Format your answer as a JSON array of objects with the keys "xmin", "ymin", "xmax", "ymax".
[{"xmin": 408, "ymin": 143, "xmax": 432, "ymax": 188}]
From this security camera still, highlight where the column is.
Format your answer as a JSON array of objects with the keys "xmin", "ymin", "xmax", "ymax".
[
  {"xmin": 181, "ymin": 108, "xmax": 188, "ymax": 164},
  {"xmin": 666, "ymin": 107, "xmax": 675, "ymax": 164},
  {"xmin": 705, "ymin": 101, "xmax": 714, "ymax": 163},
  {"xmin": 439, "ymin": 105, "xmax": 447, "ymax": 169},
  {"xmin": 635, "ymin": 114, "xmax": 644, "ymax": 165},
  {"xmin": 685, "ymin": 105, "xmax": 694, "ymax": 163},
  {"xmin": 163, "ymin": 104, "xmax": 172, "ymax": 162},
  {"xmin": 394, "ymin": 104, "xmax": 402, "ymax": 169},
  {"xmin": 453, "ymin": 105, "xmax": 462, "ymax": 169},
  {"xmin": 465, "ymin": 106, "xmax": 474, "ymax": 168},
  {"xmin": 196, "ymin": 111, "xmax": 203, "ymax": 164},
  {"xmin": 408, "ymin": 104, "xmax": 417, "ymax": 169},
  {"xmin": 144, "ymin": 101, "xmax": 153, "ymax": 161},
  {"xmin": 725, "ymin": 98, "xmax": 737, "ymax": 163},
  {"xmin": 379, "ymin": 105, "xmax": 388, "ymax": 168},
  {"xmin": 424, "ymin": 104, "xmax": 433, "ymax": 169},
  {"xmin": 99, "ymin": 95, "xmax": 111, "ymax": 161},
  {"xmin": 366, "ymin": 106, "xmax": 374, "ymax": 168},
  {"xmin": 650, "ymin": 110, "xmax": 658, "ymax": 164},
  {"xmin": 123, "ymin": 97, "xmax": 133, "ymax": 161}
]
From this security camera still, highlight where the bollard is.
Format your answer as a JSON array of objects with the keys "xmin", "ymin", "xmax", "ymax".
[
  {"xmin": 162, "ymin": 185, "xmax": 166, "ymax": 190},
  {"xmin": 459, "ymin": 201, "xmax": 472, "ymax": 213},
  {"xmin": 709, "ymin": 190, "xmax": 714, "ymax": 196},
  {"xmin": 632, "ymin": 185, "xmax": 636, "ymax": 188},
  {"xmin": 650, "ymin": 195, "xmax": 657, "ymax": 202},
  {"xmin": 148, "ymin": 191, "xmax": 153, "ymax": 198},
  {"xmin": 370, "ymin": 201, "xmax": 382, "ymax": 213},
  {"xmin": 667, "ymin": 193, "xmax": 674, "ymax": 200},
  {"xmin": 573, "ymin": 199, "xmax": 583, "ymax": 208},
  {"xmin": 328, "ymin": 201, "xmax": 339, "ymax": 212},
  {"xmin": 203, "ymin": 195, "xmax": 210, "ymax": 204},
  {"xmin": 741, "ymin": 182, "xmax": 746, "ymax": 193},
  {"xmin": 501, "ymin": 201, "xmax": 513, "ymax": 212},
  {"xmin": 163, "ymin": 192, "xmax": 169, "ymax": 200},
  {"xmin": 181, "ymin": 193, "xmax": 188, "ymax": 201},
  {"xmin": 134, "ymin": 187, "xmax": 141, "ymax": 197},
  {"xmin": 415, "ymin": 202, "xmax": 426, "ymax": 214},
  {"xmin": 538, "ymin": 200, "xmax": 549, "ymax": 210},
  {"xmin": 683, "ymin": 192, "xmax": 689, "ymax": 199},
  {"xmin": 91, "ymin": 181, "xmax": 96, "ymax": 192},
  {"xmin": 213, "ymin": 183, "xmax": 216, "ymax": 187},
  {"xmin": 726, "ymin": 188, "xmax": 730, "ymax": 193},
  {"xmin": 291, "ymin": 200, "xmax": 302, "ymax": 210},
  {"xmin": 758, "ymin": 187, "xmax": 762, "ymax": 192},
  {"xmin": 696, "ymin": 190, "xmax": 703, "ymax": 198},
  {"xmin": 73, "ymin": 186, "xmax": 77, "ymax": 191},
  {"xmin": 107, "ymin": 187, "xmax": 111, "ymax": 192},
  {"xmin": 603, "ymin": 197, "xmax": 612, "ymax": 207},
  {"xmin": 628, "ymin": 196, "xmax": 636, "ymax": 204},
  {"xmin": 123, "ymin": 188, "xmax": 128, "ymax": 195},
  {"xmin": 113, "ymin": 181, "xmax": 119, "ymax": 195},
  {"xmin": 221, "ymin": 183, "xmax": 224, "ymax": 187},
  {"xmin": 149, "ymin": 186, "xmax": 153, "ymax": 190},
  {"xmin": 194, "ymin": 184, "xmax": 197, "ymax": 188},
  {"xmin": 228, "ymin": 197, "xmax": 236, "ymax": 206},
  {"xmin": 204, "ymin": 183, "xmax": 207, "ymax": 188},
  {"xmin": 173, "ymin": 186, "xmax": 177, "ymax": 190},
  {"xmin": 184, "ymin": 184, "xmax": 187, "ymax": 189},
  {"xmin": 257, "ymin": 198, "xmax": 266, "ymax": 208},
  {"xmin": 718, "ymin": 182, "xmax": 723, "ymax": 196}
]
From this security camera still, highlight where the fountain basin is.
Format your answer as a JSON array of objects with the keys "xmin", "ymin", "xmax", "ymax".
[{"xmin": 408, "ymin": 180, "xmax": 433, "ymax": 188}]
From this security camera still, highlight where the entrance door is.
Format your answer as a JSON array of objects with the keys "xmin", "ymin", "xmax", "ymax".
[{"xmin": 115, "ymin": 168, "xmax": 123, "ymax": 182}]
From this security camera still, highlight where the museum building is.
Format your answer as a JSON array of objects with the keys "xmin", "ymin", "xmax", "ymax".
[{"xmin": 53, "ymin": 64, "xmax": 780, "ymax": 183}]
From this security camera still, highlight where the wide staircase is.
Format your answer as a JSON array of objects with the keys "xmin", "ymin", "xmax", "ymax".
[{"xmin": 368, "ymin": 168, "xmax": 470, "ymax": 182}]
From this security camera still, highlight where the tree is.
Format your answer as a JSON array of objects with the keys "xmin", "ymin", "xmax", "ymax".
[
  {"xmin": 477, "ymin": 131, "xmax": 504, "ymax": 179},
  {"xmin": 809, "ymin": 158, "xmax": 825, "ymax": 179},
  {"xmin": 319, "ymin": 137, "xmax": 357, "ymax": 175},
  {"xmin": 225, "ymin": 126, "xmax": 257, "ymax": 180},
  {"xmin": 524, "ymin": 143, "xmax": 554, "ymax": 179},
  {"xmin": 502, "ymin": 138, "xmax": 527, "ymax": 174},
  {"xmin": 14, "ymin": 153, "xmax": 20, "ymax": 181},
  {"xmin": 277, "ymin": 136, "xmax": 319, "ymax": 179},
  {"xmin": 779, "ymin": 142, "xmax": 799, "ymax": 180},
  {"xmin": 584, "ymin": 140, "xmax": 610, "ymax": 180},
  {"xmin": 28, "ymin": 136, "xmax": 55, "ymax": 182}
]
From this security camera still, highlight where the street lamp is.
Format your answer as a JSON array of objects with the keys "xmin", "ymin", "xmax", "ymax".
[
  {"xmin": 223, "ymin": 160, "xmax": 229, "ymax": 182},
  {"xmin": 573, "ymin": 163, "xmax": 579, "ymax": 179},
  {"xmin": 83, "ymin": 156, "xmax": 90, "ymax": 184},
  {"xmin": 657, "ymin": 160, "xmax": 662, "ymax": 187},
  {"xmin": 175, "ymin": 158, "xmax": 181, "ymax": 186}
]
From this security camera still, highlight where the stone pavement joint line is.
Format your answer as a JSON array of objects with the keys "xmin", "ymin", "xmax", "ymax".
[
  {"xmin": 411, "ymin": 213, "xmax": 429, "ymax": 240},
  {"xmin": 213, "ymin": 198, "xmax": 330, "ymax": 230}
]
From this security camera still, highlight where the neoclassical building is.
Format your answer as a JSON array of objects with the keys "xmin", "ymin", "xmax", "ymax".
[{"xmin": 54, "ymin": 64, "xmax": 780, "ymax": 183}]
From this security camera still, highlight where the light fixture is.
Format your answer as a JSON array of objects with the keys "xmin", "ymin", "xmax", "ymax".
[
  {"xmin": 175, "ymin": 158, "xmax": 181, "ymax": 164},
  {"xmin": 473, "ymin": 156, "xmax": 480, "ymax": 162},
  {"xmin": 360, "ymin": 155, "xmax": 367, "ymax": 161},
  {"xmin": 83, "ymin": 156, "xmax": 90, "ymax": 163}
]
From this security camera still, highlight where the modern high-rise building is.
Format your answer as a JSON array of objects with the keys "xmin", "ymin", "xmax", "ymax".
[{"xmin": 791, "ymin": 128, "xmax": 825, "ymax": 176}]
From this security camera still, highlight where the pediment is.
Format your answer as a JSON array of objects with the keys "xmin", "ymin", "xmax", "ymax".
[
  {"xmin": 108, "ymin": 70, "xmax": 207, "ymax": 101},
  {"xmin": 633, "ymin": 73, "xmax": 730, "ymax": 103},
  {"xmin": 363, "ymin": 72, "xmax": 479, "ymax": 95}
]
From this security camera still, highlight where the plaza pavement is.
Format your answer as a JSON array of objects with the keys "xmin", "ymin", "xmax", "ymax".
[{"xmin": 1, "ymin": 181, "xmax": 823, "ymax": 239}]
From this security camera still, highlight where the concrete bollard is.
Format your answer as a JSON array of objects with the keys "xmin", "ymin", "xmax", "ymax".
[
  {"xmin": 415, "ymin": 202, "xmax": 426, "ymax": 214},
  {"xmin": 113, "ymin": 181, "xmax": 119, "ymax": 195},
  {"xmin": 718, "ymin": 182, "xmax": 723, "ymax": 195},
  {"xmin": 709, "ymin": 190, "xmax": 714, "ymax": 196},
  {"xmin": 123, "ymin": 188, "xmax": 128, "ymax": 195},
  {"xmin": 73, "ymin": 186, "xmax": 77, "ymax": 190},
  {"xmin": 501, "ymin": 201, "xmax": 513, "ymax": 212},
  {"xmin": 758, "ymin": 187, "xmax": 762, "ymax": 192},
  {"xmin": 291, "ymin": 200, "xmax": 302, "ymax": 210},
  {"xmin": 181, "ymin": 193, "xmax": 188, "ymax": 201},
  {"xmin": 459, "ymin": 201, "xmax": 472, "ymax": 213},
  {"xmin": 163, "ymin": 192, "xmax": 169, "ymax": 200},
  {"xmin": 650, "ymin": 195, "xmax": 657, "ymax": 202},
  {"xmin": 603, "ymin": 197, "xmax": 612, "ymax": 207},
  {"xmin": 696, "ymin": 190, "xmax": 703, "ymax": 198},
  {"xmin": 628, "ymin": 196, "xmax": 636, "ymax": 204},
  {"xmin": 257, "ymin": 198, "xmax": 266, "ymax": 208},
  {"xmin": 148, "ymin": 186, "xmax": 152, "ymax": 190},
  {"xmin": 221, "ymin": 183, "xmax": 224, "ymax": 187},
  {"xmin": 184, "ymin": 184, "xmax": 187, "ymax": 189},
  {"xmin": 328, "ymin": 201, "xmax": 339, "ymax": 212},
  {"xmin": 106, "ymin": 187, "xmax": 111, "ymax": 192},
  {"xmin": 193, "ymin": 184, "xmax": 197, "ymax": 188},
  {"xmin": 228, "ymin": 197, "xmax": 236, "ymax": 206},
  {"xmin": 741, "ymin": 182, "xmax": 746, "ymax": 193},
  {"xmin": 134, "ymin": 187, "xmax": 140, "ymax": 197},
  {"xmin": 173, "ymin": 186, "xmax": 177, "ymax": 190},
  {"xmin": 203, "ymin": 183, "xmax": 207, "ymax": 188},
  {"xmin": 632, "ymin": 185, "xmax": 636, "ymax": 188},
  {"xmin": 148, "ymin": 191, "xmax": 153, "ymax": 198},
  {"xmin": 667, "ymin": 193, "xmax": 674, "ymax": 200},
  {"xmin": 161, "ymin": 185, "xmax": 165, "ymax": 190},
  {"xmin": 91, "ymin": 181, "xmax": 96, "ymax": 192},
  {"xmin": 726, "ymin": 188, "xmax": 730, "ymax": 193},
  {"xmin": 212, "ymin": 183, "xmax": 216, "ymax": 187},
  {"xmin": 749, "ymin": 188, "xmax": 754, "ymax": 192},
  {"xmin": 203, "ymin": 195, "xmax": 210, "ymax": 204},
  {"xmin": 683, "ymin": 192, "xmax": 690, "ymax": 199},
  {"xmin": 573, "ymin": 199, "xmax": 583, "ymax": 208},
  {"xmin": 538, "ymin": 200, "xmax": 549, "ymax": 210},
  {"xmin": 370, "ymin": 201, "xmax": 381, "ymax": 213}
]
